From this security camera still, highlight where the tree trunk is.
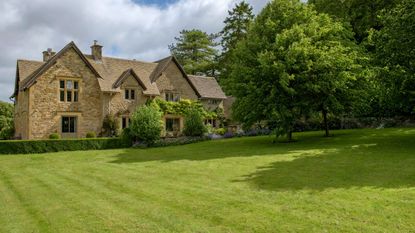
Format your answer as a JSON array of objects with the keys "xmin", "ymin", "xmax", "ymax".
[
  {"xmin": 287, "ymin": 130, "xmax": 293, "ymax": 142},
  {"xmin": 322, "ymin": 109, "xmax": 329, "ymax": 137}
]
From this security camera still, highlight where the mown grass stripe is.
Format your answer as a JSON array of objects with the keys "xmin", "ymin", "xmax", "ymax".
[{"xmin": 0, "ymin": 169, "xmax": 52, "ymax": 233}]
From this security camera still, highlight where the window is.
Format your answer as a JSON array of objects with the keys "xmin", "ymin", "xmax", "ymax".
[
  {"xmin": 166, "ymin": 118, "xmax": 180, "ymax": 132},
  {"xmin": 205, "ymin": 119, "xmax": 217, "ymax": 128},
  {"xmin": 124, "ymin": 89, "xmax": 136, "ymax": 100},
  {"xmin": 165, "ymin": 92, "xmax": 180, "ymax": 102},
  {"xmin": 62, "ymin": 116, "xmax": 77, "ymax": 133},
  {"xmin": 208, "ymin": 99, "xmax": 220, "ymax": 105},
  {"xmin": 122, "ymin": 116, "xmax": 131, "ymax": 129},
  {"xmin": 60, "ymin": 80, "xmax": 79, "ymax": 102}
]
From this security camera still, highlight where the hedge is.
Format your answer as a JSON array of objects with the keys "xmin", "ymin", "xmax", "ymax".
[
  {"xmin": 132, "ymin": 136, "xmax": 210, "ymax": 148},
  {"xmin": 0, "ymin": 138, "xmax": 131, "ymax": 155}
]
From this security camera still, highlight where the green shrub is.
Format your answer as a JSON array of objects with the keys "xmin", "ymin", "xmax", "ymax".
[
  {"xmin": 0, "ymin": 138, "xmax": 131, "ymax": 155},
  {"xmin": 214, "ymin": 128, "xmax": 226, "ymax": 135},
  {"xmin": 86, "ymin": 132, "xmax": 96, "ymax": 138},
  {"xmin": 0, "ymin": 126, "xmax": 14, "ymax": 140},
  {"xmin": 49, "ymin": 133, "xmax": 60, "ymax": 139},
  {"xmin": 130, "ymin": 105, "xmax": 163, "ymax": 145},
  {"xmin": 0, "ymin": 102, "xmax": 14, "ymax": 140},
  {"xmin": 120, "ymin": 127, "xmax": 133, "ymax": 145},
  {"xmin": 102, "ymin": 114, "xmax": 119, "ymax": 137},
  {"xmin": 183, "ymin": 108, "xmax": 207, "ymax": 136}
]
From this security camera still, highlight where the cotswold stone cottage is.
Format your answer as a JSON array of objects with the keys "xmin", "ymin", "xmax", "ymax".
[{"xmin": 12, "ymin": 41, "xmax": 227, "ymax": 139}]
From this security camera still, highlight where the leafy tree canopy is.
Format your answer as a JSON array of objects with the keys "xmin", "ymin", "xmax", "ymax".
[
  {"xmin": 308, "ymin": 0, "xmax": 400, "ymax": 43},
  {"xmin": 226, "ymin": 0, "xmax": 366, "ymax": 139},
  {"xmin": 369, "ymin": 0, "xmax": 415, "ymax": 115}
]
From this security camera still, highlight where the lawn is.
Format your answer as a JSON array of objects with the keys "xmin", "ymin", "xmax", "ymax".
[{"xmin": 1, "ymin": 128, "xmax": 415, "ymax": 232}]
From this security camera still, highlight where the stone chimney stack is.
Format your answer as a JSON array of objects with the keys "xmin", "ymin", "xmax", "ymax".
[
  {"xmin": 42, "ymin": 48, "xmax": 56, "ymax": 62},
  {"xmin": 90, "ymin": 40, "xmax": 103, "ymax": 60}
]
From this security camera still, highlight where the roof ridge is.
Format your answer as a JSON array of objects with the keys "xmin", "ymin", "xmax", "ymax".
[
  {"xmin": 17, "ymin": 59, "xmax": 44, "ymax": 63},
  {"xmin": 85, "ymin": 54, "xmax": 157, "ymax": 64},
  {"xmin": 154, "ymin": 55, "xmax": 173, "ymax": 63}
]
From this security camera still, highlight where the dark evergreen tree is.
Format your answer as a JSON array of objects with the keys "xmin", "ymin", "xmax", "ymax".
[{"xmin": 169, "ymin": 29, "xmax": 219, "ymax": 76}]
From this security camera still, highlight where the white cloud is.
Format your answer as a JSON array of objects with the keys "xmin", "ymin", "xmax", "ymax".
[{"xmin": 0, "ymin": 0, "xmax": 268, "ymax": 102}]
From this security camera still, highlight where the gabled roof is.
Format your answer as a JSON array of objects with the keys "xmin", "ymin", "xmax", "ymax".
[
  {"xmin": 150, "ymin": 56, "xmax": 201, "ymax": 98},
  {"xmin": 13, "ymin": 43, "xmax": 226, "ymax": 100},
  {"xmin": 113, "ymin": 68, "xmax": 147, "ymax": 90},
  {"xmin": 84, "ymin": 55, "xmax": 160, "ymax": 95},
  {"xmin": 11, "ymin": 59, "xmax": 45, "ymax": 98},
  {"xmin": 149, "ymin": 56, "xmax": 174, "ymax": 82},
  {"xmin": 19, "ymin": 41, "xmax": 102, "ymax": 91},
  {"xmin": 188, "ymin": 75, "xmax": 227, "ymax": 99}
]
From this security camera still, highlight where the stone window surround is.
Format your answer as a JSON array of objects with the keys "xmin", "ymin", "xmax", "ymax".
[
  {"xmin": 57, "ymin": 112, "xmax": 82, "ymax": 138},
  {"xmin": 123, "ymin": 87, "xmax": 137, "ymax": 101},
  {"xmin": 165, "ymin": 117, "xmax": 181, "ymax": 132},
  {"xmin": 57, "ymin": 76, "xmax": 82, "ymax": 103},
  {"xmin": 164, "ymin": 91, "xmax": 181, "ymax": 102}
]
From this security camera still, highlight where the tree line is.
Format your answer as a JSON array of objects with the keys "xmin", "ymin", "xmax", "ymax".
[{"xmin": 169, "ymin": 0, "xmax": 415, "ymax": 141}]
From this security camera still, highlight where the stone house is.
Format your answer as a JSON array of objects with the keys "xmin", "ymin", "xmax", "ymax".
[{"xmin": 11, "ymin": 41, "xmax": 227, "ymax": 140}]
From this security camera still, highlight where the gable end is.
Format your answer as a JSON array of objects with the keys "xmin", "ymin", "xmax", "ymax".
[
  {"xmin": 19, "ymin": 41, "xmax": 102, "ymax": 91},
  {"xmin": 113, "ymin": 68, "xmax": 147, "ymax": 90}
]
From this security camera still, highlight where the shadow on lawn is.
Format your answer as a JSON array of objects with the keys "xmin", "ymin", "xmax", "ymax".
[
  {"xmin": 110, "ymin": 128, "xmax": 415, "ymax": 190},
  {"xmin": 234, "ymin": 133, "xmax": 415, "ymax": 191},
  {"xmin": 110, "ymin": 131, "xmax": 348, "ymax": 164}
]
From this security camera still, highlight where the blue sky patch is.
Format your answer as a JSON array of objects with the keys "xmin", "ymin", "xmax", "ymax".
[{"xmin": 132, "ymin": 0, "xmax": 179, "ymax": 7}]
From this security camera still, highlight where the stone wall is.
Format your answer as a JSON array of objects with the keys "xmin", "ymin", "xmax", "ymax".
[
  {"xmin": 155, "ymin": 62, "xmax": 198, "ymax": 101},
  {"xmin": 200, "ymin": 99, "xmax": 224, "ymax": 112},
  {"xmin": 27, "ymin": 48, "xmax": 103, "ymax": 139},
  {"xmin": 105, "ymin": 74, "xmax": 149, "ymax": 129},
  {"xmin": 13, "ymin": 49, "xmax": 222, "ymax": 139},
  {"xmin": 14, "ymin": 88, "xmax": 29, "ymax": 139}
]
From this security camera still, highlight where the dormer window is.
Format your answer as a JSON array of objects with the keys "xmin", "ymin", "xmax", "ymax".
[
  {"xmin": 60, "ymin": 79, "xmax": 79, "ymax": 102},
  {"xmin": 165, "ymin": 92, "xmax": 180, "ymax": 102},
  {"xmin": 124, "ymin": 89, "xmax": 135, "ymax": 100}
]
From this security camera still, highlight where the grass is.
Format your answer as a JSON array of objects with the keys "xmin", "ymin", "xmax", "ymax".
[{"xmin": 1, "ymin": 128, "xmax": 415, "ymax": 232}]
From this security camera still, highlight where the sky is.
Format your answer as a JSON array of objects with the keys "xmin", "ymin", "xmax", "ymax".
[{"xmin": 0, "ymin": 0, "xmax": 269, "ymax": 102}]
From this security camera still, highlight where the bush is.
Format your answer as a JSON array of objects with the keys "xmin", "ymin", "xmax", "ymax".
[
  {"xmin": 86, "ymin": 132, "xmax": 96, "ymax": 138},
  {"xmin": 0, "ymin": 126, "xmax": 14, "ymax": 140},
  {"xmin": 120, "ymin": 127, "xmax": 133, "ymax": 145},
  {"xmin": 102, "ymin": 114, "xmax": 119, "ymax": 137},
  {"xmin": 0, "ymin": 102, "xmax": 14, "ymax": 140},
  {"xmin": 49, "ymin": 133, "xmax": 60, "ymax": 139},
  {"xmin": 0, "ymin": 138, "xmax": 132, "ymax": 155},
  {"xmin": 214, "ymin": 128, "xmax": 226, "ymax": 135},
  {"xmin": 130, "ymin": 105, "xmax": 163, "ymax": 145},
  {"xmin": 183, "ymin": 108, "xmax": 207, "ymax": 136}
]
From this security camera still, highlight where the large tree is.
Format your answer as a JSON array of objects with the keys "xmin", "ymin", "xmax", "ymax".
[
  {"xmin": 308, "ymin": 0, "xmax": 400, "ymax": 43},
  {"xmin": 221, "ymin": 1, "xmax": 254, "ymax": 52},
  {"xmin": 370, "ymin": 0, "xmax": 415, "ymax": 116},
  {"xmin": 219, "ymin": 1, "xmax": 254, "ymax": 83},
  {"xmin": 169, "ymin": 29, "xmax": 218, "ymax": 76},
  {"xmin": 226, "ymin": 0, "xmax": 365, "ymax": 140}
]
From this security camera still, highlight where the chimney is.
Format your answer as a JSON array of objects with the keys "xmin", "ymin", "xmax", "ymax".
[
  {"xmin": 42, "ymin": 48, "xmax": 56, "ymax": 62},
  {"xmin": 90, "ymin": 40, "xmax": 103, "ymax": 60}
]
